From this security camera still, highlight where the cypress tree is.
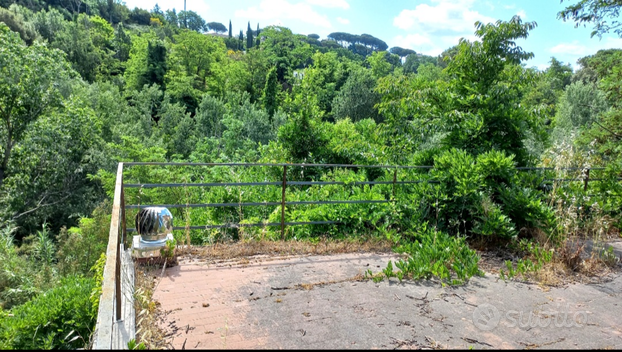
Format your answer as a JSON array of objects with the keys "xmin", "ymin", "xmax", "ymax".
[
  {"xmin": 246, "ymin": 22, "xmax": 253, "ymax": 49},
  {"xmin": 255, "ymin": 23, "xmax": 260, "ymax": 47},
  {"xmin": 263, "ymin": 66, "xmax": 278, "ymax": 120},
  {"xmin": 228, "ymin": 20, "xmax": 232, "ymax": 38},
  {"xmin": 238, "ymin": 30, "xmax": 243, "ymax": 50}
]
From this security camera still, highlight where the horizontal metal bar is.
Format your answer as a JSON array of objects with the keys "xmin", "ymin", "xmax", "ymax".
[
  {"xmin": 517, "ymin": 167, "xmax": 606, "ymax": 171},
  {"xmin": 126, "ymin": 199, "xmax": 390, "ymax": 210},
  {"xmin": 542, "ymin": 178, "xmax": 621, "ymax": 183},
  {"xmin": 289, "ymin": 200, "xmax": 390, "ymax": 205},
  {"xmin": 126, "ymin": 220, "xmax": 341, "ymax": 232},
  {"xmin": 126, "ymin": 202, "xmax": 282, "ymax": 209},
  {"xmin": 124, "ymin": 180, "xmax": 432, "ymax": 189},
  {"xmin": 124, "ymin": 182, "xmax": 282, "ymax": 188},
  {"xmin": 123, "ymin": 163, "xmax": 615, "ymax": 171},
  {"xmin": 123, "ymin": 162, "xmax": 433, "ymax": 169}
]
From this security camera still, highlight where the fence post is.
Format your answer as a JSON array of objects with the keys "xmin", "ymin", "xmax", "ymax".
[
  {"xmin": 281, "ymin": 165, "xmax": 287, "ymax": 240},
  {"xmin": 584, "ymin": 168, "xmax": 590, "ymax": 192}
]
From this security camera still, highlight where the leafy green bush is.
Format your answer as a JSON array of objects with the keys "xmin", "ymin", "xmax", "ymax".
[
  {"xmin": 388, "ymin": 225, "xmax": 482, "ymax": 285},
  {"xmin": 427, "ymin": 148, "xmax": 554, "ymax": 240},
  {"xmin": 0, "ymin": 275, "xmax": 97, "ymax": 350}
]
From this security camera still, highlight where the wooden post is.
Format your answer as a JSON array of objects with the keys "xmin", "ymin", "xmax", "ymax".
[
  {"xmin": 281, "ymin": 165, "xmax": 287, "ymax": 240},
  {"xmin": 584, "ymin": 168, "xmax": 590, "ymax": 192}
]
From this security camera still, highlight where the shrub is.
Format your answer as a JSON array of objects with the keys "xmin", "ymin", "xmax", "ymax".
[
  {"xmin": 389, "ymin": 225, "xmax": 482, "ymax": 285},
  {"xmin": 0, "ymin": 275, "xmax": 97, "ymax": 350}
]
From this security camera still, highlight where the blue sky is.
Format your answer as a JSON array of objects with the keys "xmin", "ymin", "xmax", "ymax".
[{"xmin": 124, "ymin": 0, "xmax": 622, "ymax": 70}]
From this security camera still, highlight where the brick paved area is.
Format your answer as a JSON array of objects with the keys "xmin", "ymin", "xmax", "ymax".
[{"xmin": 153, "ymin": 242, "xmax": 622, "ymax": 349}]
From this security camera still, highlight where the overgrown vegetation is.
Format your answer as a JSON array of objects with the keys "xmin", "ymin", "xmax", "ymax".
[{"xmin": 0, "ymin": 0, "xmax": 621, "ymax": 348}]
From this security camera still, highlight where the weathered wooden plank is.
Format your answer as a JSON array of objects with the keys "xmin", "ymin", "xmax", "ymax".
[
  {"xmin": 112, "ymin": 245, "xmax": 135, "ymax": 349},
  {"xmin": 93, "ymin": 163, "xmax": 124, "ymax": 350}
]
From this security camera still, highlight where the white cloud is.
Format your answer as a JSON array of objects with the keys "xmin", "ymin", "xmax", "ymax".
[
  {"xmin": 124, "ymin": 0, "xmax": 209, "ymax": 16},
  {"xmin": 336, "ymin": 17, "xmax": 350, "ymax": 25},
  {"xmin": 516, "ymin": 10, "xmax": 527, "ymax": 20},
  {"xmin": 235, "ymin": 0, "xmax": 332, "ymax": 28},
  {"xmin": 549, "ymin": 37, "xmax": 622, "ymax": 69},
  {"xmin": 306, "ymin": 0, "xmax": 349, "ymax": 9},
  {"xmin": 391, "ymin": 0, "xmax": 494, "ymax": 56},
  {"xmin": 393, "ymin": 0, "xmax": 495, "ymax": 33},
  {"xmin": 550, "ymin": 41, "xmax": 591, "ymax": 56}
]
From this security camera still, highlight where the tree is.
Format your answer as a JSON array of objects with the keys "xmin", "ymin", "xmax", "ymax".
[
  {"xmin": 263, "ymin": 67, "xmax": 279, "ymax": 119},
  {"xmin": 403, "ymin": 53, "xmax": 438, "ymax": 74},
  {"xmin": 246, "ymin": 21, "xmax": 253, "ymax": 49},
  {"xmin": 195, "ymin": 94, "xmax": 226, "ymax": 139},
  {"xmin": 228, "ymin": 19, "xmax": 232, "ymax": 37},
  {"xmin": 167, "ymin": 29, "xmax": 226, "ymax": 99},
  {"xmin": 377, "ymin": 16, "xmax": 540, "ymax": 165},
  {"xmin": 0, "ymin": 23, "xmax": 74, "ymax": 187},
  {"xmin": 558, "ymin": 0, "xmax": 622, "ymax": 37},
  {"xmin": 32, "ymin": 7, "xmax": 65, "ymax": 43},
  {"xmin": 207, "ymin": 22, "xmax": 227, "ymax": 33},
  {"xmin": 333, "ymin": 68, "xmax": 381, "ymax": 123},
  {"xmin": 3, "ymin": 96, "xmax": 107, "ymax": 234},
  {"xmin": 546, "ymin": 57, "xmax": 573, "ymax": 91},
  {"xmin": 0, "ymin": 6, "xmax": 38, "ymax": 45},
  {"xmin": 113, "ymin": 22, "xmax": 131, "ymax": 62},
  {"xmin": 165, "ymin": 8, "xmax": 178, "ymax": 27},
  {"xmin": 152, "ymin": 3, "xmax": 163, "ymax": 16},
  {"xmin": 238, "ymin": 29, "xmax": 243, "ymax": 50},
  {"xmin": 129, "ymin": 7, "xmax": 151, "ymax": 25},
  {"xmin": 124, "ymin": 31, "xmax": 167, "ymax": 90},
  {"xmin": 389, "ymin": 46, "xmax": 416, "ymax": 58},
  {"xmin": 178, "ymin": 10, "xmax": 207, "ymax": 32},
  {"xmin": 256, "ymin": 23, "xmax": 260, "ymax": 47},
  {"xmin": 367, "ymin": 51, "xmax": 393, "ymax": 78},
  {"xmin": 145, "ymin": 39, "xmax": 167, "ymax": 87},
  {"xmin": 296, "ymin": 51, "xmax": 347, "ymax": 117}
]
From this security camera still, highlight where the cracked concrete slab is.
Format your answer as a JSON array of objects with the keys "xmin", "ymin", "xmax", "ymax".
[{"xmin": 152, "ymin": 241, "xmax": 622, "ymax": 349}]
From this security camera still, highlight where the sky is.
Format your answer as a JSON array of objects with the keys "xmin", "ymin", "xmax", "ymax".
[{"xmin": 123, "ymin": 0, "xmax": 622, "ymax": 70}]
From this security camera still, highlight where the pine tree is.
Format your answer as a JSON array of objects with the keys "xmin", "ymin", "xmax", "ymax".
[
  {"xmin": 246, "ymin": 22, "xmax": 253, "ymax": 49},
  {"xmin": 228, "ymin": 20, "xmax": 232, "ymax": 38}
]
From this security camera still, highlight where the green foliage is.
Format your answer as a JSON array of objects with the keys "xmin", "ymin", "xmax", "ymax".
[
  {"xmin": 332, "ymin": 68, "xmax": 380, "ymax": 123},
  {"xmin": 402, "ymin": 53, "xmax": 438, "ymax": 74},
  {"xmin": 0, "ymin": 276, "xmax": 97, "ymax": 350},
  {"xmin": 0, "ymin": 5, "xmax": 38, "ymax": 44},
  {"xmin": 0, "ymin": 23, "xmax": 74, "ymax": 187},
  {"xmin": 558, "ymin": 0, "xmax": 622, "ymax": 37},
  {"xmin": 425, "ymin": 149, "xmax": 553, "ymax": 239},
  {"xmin": 262, "ymin": 66, "xmax": 279, "ymax": 119},
  {"xmin": 56, "ymin": 202, "xmax": 111, "ymax": 277},
  {"xmin": 127, "ymin": 339, "xmax": 147, "ymax": 350},
  {"xmin": 89, "ymin": 252, "xmax": 106, "ymax": 313},
  {"xmin": 389, "ymin": 226, "xmax": 482, "ymax": 285}
]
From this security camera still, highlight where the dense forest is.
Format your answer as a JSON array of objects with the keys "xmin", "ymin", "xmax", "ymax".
[{"xmin": 0, "ymin": 0, "xmax": 621, "ymax": 349}]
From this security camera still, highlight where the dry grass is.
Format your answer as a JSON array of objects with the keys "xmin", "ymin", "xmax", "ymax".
[
  {"xmin": 178, "ymin": 236, "xmax": 394, "ymax": 263},
  {"xmin": 133, "ymin": 262, "xmax": 172, "ymax": 350}
]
